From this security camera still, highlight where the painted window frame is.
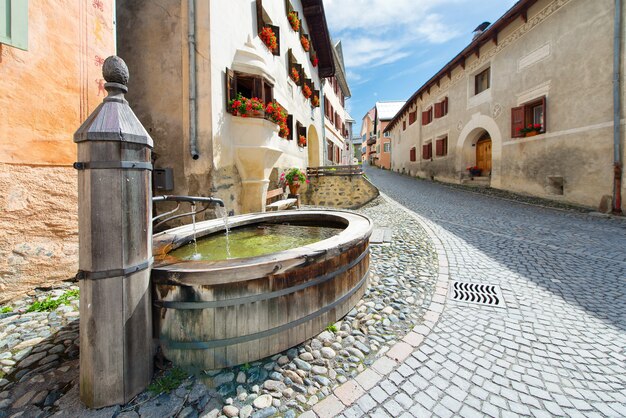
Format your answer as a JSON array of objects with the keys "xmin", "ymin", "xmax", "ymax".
[
  {"xmin": 511, "ymin": 96, "xmax": 547, "ymax": 138},
  {"xmin": 0, "ymin": 0, "xmax": 28, "ymax": 51}
]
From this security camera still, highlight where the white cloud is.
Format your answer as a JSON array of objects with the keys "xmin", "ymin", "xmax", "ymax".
[{"xmin": 323, "ymin": 0, "xmax": 462, "ymax": 71}]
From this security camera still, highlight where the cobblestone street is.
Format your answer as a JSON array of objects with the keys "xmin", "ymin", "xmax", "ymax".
[{"xmin": 340, "ymin": 166, "xmax": 626, "ymax": 418}]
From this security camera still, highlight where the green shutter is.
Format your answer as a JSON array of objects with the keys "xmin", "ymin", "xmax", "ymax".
[{"xmin": 0, "ymin": 0, "xmax": 28, "ymax": 51}]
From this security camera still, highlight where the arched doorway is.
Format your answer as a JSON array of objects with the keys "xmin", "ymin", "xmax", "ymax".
[
  {"xmin": 308, "ymin": 125, "xmax": 320, "ymax": 167},
  {"xmin": 475, "ymin": 131, "xmax": 492, "ymax": 175}
]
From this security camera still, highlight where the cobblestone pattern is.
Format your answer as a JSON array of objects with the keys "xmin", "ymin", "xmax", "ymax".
[
  {"xmin": 345, "ymin": 167, "xmax": 626, "ymax": 418},
  {"xmin": 0, "ymin": 197, "xmax": 440, "ymax": 418}
]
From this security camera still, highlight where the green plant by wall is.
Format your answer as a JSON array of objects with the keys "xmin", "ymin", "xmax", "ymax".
[
  {"xmin": 26, "ymin": 289, "xmax": 79, "ymax": 312},
  {"xmin": 1, "ymin": 306, "xmax": 12, "ymax": 314}
]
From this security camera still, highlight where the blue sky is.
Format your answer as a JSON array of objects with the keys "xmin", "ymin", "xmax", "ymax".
[{"xmin": 322, "ymin": 0, "xmax": 518, "ymax": 130}]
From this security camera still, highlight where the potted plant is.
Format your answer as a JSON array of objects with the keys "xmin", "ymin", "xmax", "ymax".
[
  {"xmin": 287, "ymin": 11, "xmax": 300, "ymax": 31},
  {"xmin": 290, "ymin": 67, "xmax": 300, "ymax": 83},
  {"xmin": 311, "ymin": 95, "xmax": 320, "ymax": 107},
  {"xmin": 519, "ymin": 123, "xmax": 543, "ymax": 137},
  {"xmin": 298, "ymin": 135, "xmax": 307, "ymax": 148},
  {"xmin": 466, "ymin": 166, "xmax": 481, "ymax": 177},
  {"xmin": 265, "ymin": 101, "xmax": 289, "ymax": 139},
  {"xmin": 228, "ymin": 93, "xmax": 264, "ymax": 117},
  {"xmin": 260, "ymin": 26, "xmax": 278, "ymax": 52},
  {"xmin": 300, "ymin": 35, "xmax": 310, "ymax": 52},
  {"xmin": 281, "ymin": 167, "xmax": 308, "ymax": 195},
  {"xmin": 302, "ymin": 84, "xmax": 312, "ymax": 99}
]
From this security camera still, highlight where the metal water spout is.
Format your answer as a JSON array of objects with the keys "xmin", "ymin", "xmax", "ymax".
[{"xmin": 74, "ymin": 56, "xmax": 154, "ymax": 408}]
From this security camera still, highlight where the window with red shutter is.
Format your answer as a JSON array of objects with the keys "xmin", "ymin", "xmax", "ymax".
[
  {"xmin": 422, "ymin": 108, "xmax": 433, "ymax": 125},
  {"xmin": 403, "ymin": 120, "xmax": 406, "ymax": 131},
  {"xmin": 443, "ymin": 97, "xmax": 449, "ymax": 116},
  {"xmin": 422, "ymin": 144, "xmax": 429, "ymax": 160},
  {"xmin": 511, "ymin": 106, "xmax": 525, "ymax": 138},
  {"xmin": 434, "ymin": 102, "xmax": 443, "ymax": 119},
  {"xmin": 435, "ymin": 136, "xmax": 448, "ymax": 156},
  {"xmin": 410, "ymin": 147, "xmax": 416, "ymax": 162},
  {"xmin": 409, "ymin": 111, "xmax": 417, "ymax": 125}
]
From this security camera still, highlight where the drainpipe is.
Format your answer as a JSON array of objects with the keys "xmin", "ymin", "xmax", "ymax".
[
  {"xmin": 188, "ymin": 0, "xmax": 199, "ymax": 160},
  {"xmin": 613, "ymin": 0, "xmax": 623, "ymax": 214},
  {"xmin": 321, "ymin": 79, "xmax": 327, "ymax": 165}
]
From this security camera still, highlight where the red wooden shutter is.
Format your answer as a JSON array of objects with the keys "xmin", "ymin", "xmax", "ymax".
[
  {"xmin": 511, "ymin": 106, "xmax": 525, "ymax": 137},
  {"xmin": 434, "ymin": 102, "xmax": 443, "ymax": 119},
  {"xmin": 436, "ymin": 139, "xmax": 443, "ymax": 156},
  {"xmin": 422, "ymin": 144, "xmax": 429, "ymax": 159},
  {"xmin": 428, "ymin": 142, "xmax": 432, "ymax": 159},
  {"xmin": 403, "ymin": 121, "xmax": 406, "ymax": 130},
  {"xmin": 541, "ymin": 96, "xmax": 547, "ymax": 133},
  {"xmin": 422, "ymin": 110, "xmax": 428, "ymax": 125},
  {"xmin": 410, "ymin": 147, "xmax": 416, "ymax": 162}
]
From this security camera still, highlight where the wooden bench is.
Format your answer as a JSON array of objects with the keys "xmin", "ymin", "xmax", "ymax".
[{"xmin": 266, "ymin": 187, "xmax": 298, "ymax": 211}]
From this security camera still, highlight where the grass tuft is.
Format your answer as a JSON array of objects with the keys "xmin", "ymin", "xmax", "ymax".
[
  {"xmin": 325, "ymin": 323, "xmax": 338, "ymax": 333},
  {"xmin": 26, "ymin": 289, "xmax": 79, "ymax": 312},
  {"xmin": 147, "ymin": 367, "xmax": 188, "ymax": 394}
]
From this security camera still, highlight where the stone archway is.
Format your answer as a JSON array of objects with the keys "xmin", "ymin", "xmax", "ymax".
[
  {"xmin": 307, "ymin": 125, "xmax": 320, "ymax": 167},
  {"xmin": 456, "ymin": 114, "xmax": 503, "ymax": 188}
]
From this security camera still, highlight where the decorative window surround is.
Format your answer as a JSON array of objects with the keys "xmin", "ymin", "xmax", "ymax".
[
  {"xmin": 518, "ymin": 43, "xmax": 551, "ymax": 72},
  {"xmin": 516, "ymin": 80, "xmax": 551, "ymax": 106}
]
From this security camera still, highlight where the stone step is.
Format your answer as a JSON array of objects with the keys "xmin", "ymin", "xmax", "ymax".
[{"xmin": 460, "ymin": 176, "xmax": 491, "ymax": 187}]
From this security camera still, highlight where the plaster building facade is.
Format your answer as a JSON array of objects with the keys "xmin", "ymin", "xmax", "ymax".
[
  {"xmin": 372, "ymin": 101, "xmax": 405, "ymax": 170},
  {"xmin": 385, "ymin": 0, "xmax": 625, "ymax": 211},
  {"xmin": 322, "ymin": 41, "xmax": 352, "ymax": 166},
  {"xmin": 0, "ymin": 0, "xmax": 116, "ymax": 303},
  {"xmin": 361, "ymin": 107, "xmax": 376, "ymax": 164},
  {"xmin": 117, "ymin": 0, "xmax": 335, "ymax": 214}
]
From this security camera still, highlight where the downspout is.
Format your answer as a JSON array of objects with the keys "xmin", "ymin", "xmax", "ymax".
[
  {"xmin": 321, "ymin": 79, "xmax": 327, "ymax": 165},
  {"xmin": 188, "ymin": 0, "xmax": 199, "ymax": 160},
  {"xmin": 613, "ymin": 0, "xmax": 623, "ymax": 214}
]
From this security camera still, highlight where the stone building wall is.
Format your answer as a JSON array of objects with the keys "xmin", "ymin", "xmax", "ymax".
[
  {"xmin": 301, "ymin": 175, "xmax": 379, "ymax": 209},
  {"xmin": 0, "ymin": 165, "xmax": 78, "ymax": 304}
]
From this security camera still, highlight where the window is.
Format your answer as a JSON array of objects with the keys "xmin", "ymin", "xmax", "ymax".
[
  {"xmin": 422, "ymin": 142, "xmax": 432, "ymax": 160},
  {"xmin": 435, "ymin": 136, "xmax": 448, "ymax": 156},
  {"xmin": 403, "ymin": 120, "xmax": 406, "ymax": 131},
  {"xmin": 434, "ymin": 97, "xmax": 448, "ymax": 118},
  {"xmin": 475, "ymin": 67, "xmax": 490, "ymax": 95},
  {"xmin": 410, "ymin": 147, "xmax": 416, "ymax": 162},
  {"xmin": 327, "ymin": 139, "xmax": 333, "ymax": 161},
  {"xmin": 384, "ymin": 131, "xmax": 390, "ymax": 137},
  {"xmin": 511, "ymin": 96, "xmax": 547, "ymax": 137},
  {"xmin": 422, "ymin": 107, "xmax": 433, "ymax": 125},
  {"xmin": 0, "ymin": 0, "xmax": 28, "ymax": 50},
  {"xmin": 376, "ymin": 144, "xmax": 380, "ymax": 153},
  {"xmin": 409, "ymin": 111, "xmax": 417, "ymax": 125},
  {"xmin": 225, "ymin": 68, "xmax": 273, "ymax": 110},
  {"xmin": 256, "ymin": 0, "xmax": 280, "ymax": 56},
  {"xmin": 383, "ymin": 143, "xmax": 390, "ymax": 153}
]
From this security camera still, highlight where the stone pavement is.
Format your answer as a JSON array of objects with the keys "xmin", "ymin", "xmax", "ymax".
[{"xmin": 324, "ymin": 167, "xmax": 625, "ymax": 418}]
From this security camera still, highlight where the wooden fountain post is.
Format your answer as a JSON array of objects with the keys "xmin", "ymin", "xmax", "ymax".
[{"xmin": 74, "ymin": 56, "xmax": 154, "ymax": 408}]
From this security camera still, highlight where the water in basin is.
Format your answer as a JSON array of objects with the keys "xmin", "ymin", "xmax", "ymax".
[{"xmin": 169, "ymin": 223, "xmax": 342, "ymax": 261}]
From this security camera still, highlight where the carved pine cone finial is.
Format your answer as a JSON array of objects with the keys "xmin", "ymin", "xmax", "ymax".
[{"xmin": 102, "ymin": 56, "xmax": 129, "ymax": 85}]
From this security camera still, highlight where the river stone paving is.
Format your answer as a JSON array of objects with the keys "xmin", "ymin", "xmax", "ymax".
[{"xmin": 0, "ymin": 196, "xmax": 439, "ymax": 417}]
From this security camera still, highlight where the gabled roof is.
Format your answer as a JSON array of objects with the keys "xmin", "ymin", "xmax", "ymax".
[
  {"xmin": 385, "ymin": 0, "xmax": 539, "ymax": 133},
  {"xmin": 362, "ymin": 107, "xmax": 376, "ymax": 122},
  {"xmin": 375, "ymin": 101, "xmax": 406, "ymax": 121}
]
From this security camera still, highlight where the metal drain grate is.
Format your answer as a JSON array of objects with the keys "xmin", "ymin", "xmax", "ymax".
[{"xmin": 448, "ymin": 281, "xmax": 505, "ymax": 307}]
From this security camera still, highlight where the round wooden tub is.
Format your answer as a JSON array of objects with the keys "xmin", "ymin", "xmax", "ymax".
[{"xmin": 151, "ymin": 210, "xmax": 372, "ymax": 370}]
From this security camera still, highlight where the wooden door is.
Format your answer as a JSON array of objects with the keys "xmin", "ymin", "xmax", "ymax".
[{"xmin": 476, "ymin": 139, "xmax": 492, "ymax": 175}]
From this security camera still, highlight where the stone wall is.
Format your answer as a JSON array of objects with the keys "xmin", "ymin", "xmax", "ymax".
[
  {"xmin": 301, "ymin": 175, "xmax": 379, "ymax": 209},
  {"xmin": 0, "ymin": 164, "xmax": 78, "ymax": 304}
]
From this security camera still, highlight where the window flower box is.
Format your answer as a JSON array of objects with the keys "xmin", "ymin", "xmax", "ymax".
[
  {"xmin": 228, "ymin": 93, "xmax": 264, "ymax": 117},
  {"xmin": 298, "ymin": 135, "xmax": 307, "ymax": 148},
  {"xmin": 302, "ymin": 84, "xmax": 312, "ymax": 99},
  {"xmin": 290, "ymin": 67, "xmax": 300, "ymax": 83},
  {"xmin": 287, "ymin": 11, "xmax": 300, "ymax": 32},
  {"xmin": 266, "ymin": 101, "xmax": 289, "ymax": 139},
  {"xmin": 300, "ymin": 35, "xmax": 310, "ymax": 52},
  {"xmin": 260, "ymin": 26, "xmax": 278, "ymax": 52}
]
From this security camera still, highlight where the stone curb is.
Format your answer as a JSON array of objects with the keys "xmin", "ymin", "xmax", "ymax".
[{"xmin": 305, "ymin": 192, "xmax": 451, "ymax": 417}]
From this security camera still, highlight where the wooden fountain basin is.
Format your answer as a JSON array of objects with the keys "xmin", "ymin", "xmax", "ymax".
[{"xmin": 151, "ymin": 210, "xmax": 372, "ymax": 370}]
